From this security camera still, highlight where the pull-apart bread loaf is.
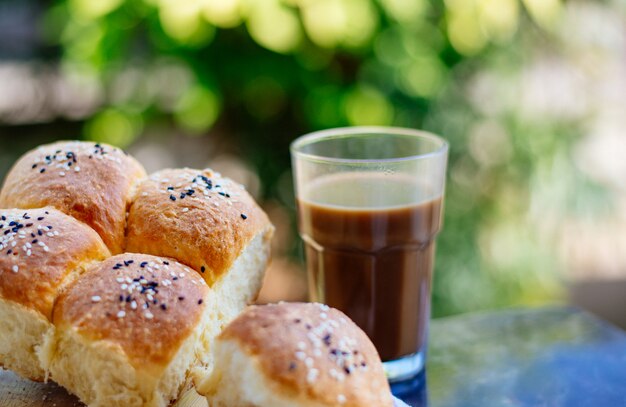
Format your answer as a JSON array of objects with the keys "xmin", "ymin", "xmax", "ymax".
[
  {"xmin": 0, "ymin": 141, "xmax": 146, "ymax": 253},
  {"xmin": 41, "ymin": 253, "xmax": 213, "ymax": 407},
  {"xmin": 126, "ymin": 168, "xmax": 274, "ymax": 334},
  {"xmin": 0, "ymin": 141, "xmax": 275, "ymax": 406},
  {"xmin": 0, "ymin": 208, "xmax": 110, "ymax": 380},
  {"xmin": 197, "ymin": 302, "xmax": 394, "ymax": 407}
]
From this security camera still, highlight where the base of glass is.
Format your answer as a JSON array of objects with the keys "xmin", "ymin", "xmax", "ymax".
[{"xmin": 383, "ymin": 351, "xmax": 425, "ymax": 383}]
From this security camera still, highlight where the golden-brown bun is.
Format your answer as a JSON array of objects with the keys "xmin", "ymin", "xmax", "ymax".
[
  {"xmin": 197, "ymin": 302, "xmax": 394, "ymax": 407},
  {"xmin": 0, "ymin": 141, "xmax": 146, "ymax": 253},
  {"xmin": 0, "ymin": 207, "xmax": 110, "ymax": 380},
  {"xmin": 126, "ymin": 168, "xmax": 273, "ymax": 286},
  {"xmin": 43, "ymin": 253, "xmax": 213, "ymax": 407}
]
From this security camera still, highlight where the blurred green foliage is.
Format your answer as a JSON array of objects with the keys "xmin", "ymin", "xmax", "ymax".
[{"xmin": 43, "ymin": 0, "xmax": 579, "ymax": 316}]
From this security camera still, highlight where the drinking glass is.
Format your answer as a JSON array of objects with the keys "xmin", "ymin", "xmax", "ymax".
[{"xmin": 291, "ymin": 127, "xmax": 448, "ymax": 382}]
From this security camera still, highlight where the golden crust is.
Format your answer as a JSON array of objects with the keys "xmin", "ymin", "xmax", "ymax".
[
  {"xmin": 219, "ymin": 303, "xmax": 394, "ymax": 407},
  {"xmin": 53, "ymin": 253, "xmax": 209, "ymax": 371},
  {"xmin": 0, "ymin": 141, "xmax": 146, "ymax": 254},
  {"xmin": 0, "ymin": 208, "xmax": 110, "ymax": 320},
  {"xmin": 126, "ymin": 168, "xmax": 273, "ymax": 286}
]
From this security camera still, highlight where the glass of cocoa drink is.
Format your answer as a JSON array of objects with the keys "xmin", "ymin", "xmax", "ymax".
[{"xmin": 291, "ymin": 127, "xmax": 448, "ymax": 382}]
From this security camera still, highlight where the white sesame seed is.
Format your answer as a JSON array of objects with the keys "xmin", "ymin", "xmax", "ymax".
[
  {"xmin": 75, "ymin": 166, "xmax": 80, "ymax": 172},
  {"xmin": 297, "ymin": 341, "xmax": 307, "ymax": 350},
  {"xmin": 145, "ymin": 312, "xmax": 154, "ymax": 319},
  {"xmin": 117, "ymin": 311, "xmax": 126, "ymax": 318},
  {"xmin": 116, "ymin": 277, "xmax": 124, "ymax": 283},
  {"xmin": 338, "ymin": 394, "xmax": 346, "ymax": 404},
  {"xmin": 59, "ymin": 172, "xmax": 65, "ymax": 177},
  {"xmin": 306, "ymin": 368, "xmax": 319, "ymax": 383},
  {"xmin": 320, "ymin": 312, "xmax": 327, "ymax": 319},
  {"xmin": 295, "ymin": 351, "xmax": 306, "ymax": 360},
  {"xmin": 91, "ymin": 296, "xmax": 101, "ymax": 302},
  {"xmin": 305, "ymin": 357, "xmax": 314, "ymax": 368},
  {"xmin": 182, "ymin": 208, "xmax": 189, "ymax": 213},
  {"xmin": 11, "ymin": 265, "xmax": 18, "ymax": 273},
  {"xmin": 43, "ymin": 246, "xmax": 49, "ymax": 252},
  {"xmin": 131, "ymin": 301, "xmax": 137, "ymax": 310}
]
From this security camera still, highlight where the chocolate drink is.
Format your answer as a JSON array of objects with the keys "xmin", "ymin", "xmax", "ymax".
[{"xmin": 297, "ymin": 173, "xmax": 443, "ymax": 361}]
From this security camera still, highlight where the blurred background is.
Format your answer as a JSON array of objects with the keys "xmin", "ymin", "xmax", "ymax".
[{"xmin": 1, "ymin": 0, "xmax": 625, "ymax": 326}]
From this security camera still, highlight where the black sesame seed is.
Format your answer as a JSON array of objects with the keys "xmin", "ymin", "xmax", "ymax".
[
  {"xmin": 173, "ymin": 277, "xmax": 178, "ymax": 281},
  {"xmin": 0, "ymin": 216, "xmax": 5, "ymax": 221},
  {"xmin": 32, "ymin": 164, "xmax": 37, "ymax": 169},
  {"xmin": 178, "ymin": 296, "xmax": 185, "ymax": 301},
  {"xmin": 163, "ymin": 261, "xmax": 169, "ymax": 265},
  {"xmin": 119, "ymin": 295, "xmax": 124, "ymax": 302},
  {"xmin": 37, "ymin": 217, "xmax": 44, "ymax": 221},
  {"xmin": 323, "ymin": 334, "xmax": 332, "ymax": 346},
  {"xmin": 160, "ymin": 304, "xmax": 167, "ymax": 310},
  {"xmin": 198, "ymin": 299, "xmax": 203, "ymax": 305},
  {"xmin": 32, "ymin": 239, "xmax": 38, "ymax": 244},
  {"xmin": 200, "ymin": 266, "xmax": 206, "ymax": 273},
  {"xmin": 25, "ymin": 223, "xmax": 33, "ymax": 227},
  {"xmin": 140, "ymin": 262, "xmax": 147, "ymax": 268},
  {"xmin": 240, "ymin": 214, "xmax": 247, "ymax": 220},
  {"xmin": 169, "ymin": 195, "xmax": 176, "ymax": 201},
  {"xmin": 38, "ymin": 230, "xmax": 43, "ymax": 236},
  {"xmin": 40, "ymin": 168, "xmax": 45, "ymax": 173},
  {"xmin": 289, "ymin": 362, "xmax": 297, "ymax": 371},
  {"xmin": 294, "ymin": 318, "xmax": 301, "ymax": 324},
  {"xmin": 7, "ymin": 249, "xmax": 12, "ymax": 255}
]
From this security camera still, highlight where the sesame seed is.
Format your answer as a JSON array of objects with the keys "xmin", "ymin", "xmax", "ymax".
[
  {"xmin": 11, "ymin": 265, "xmax": 18, "ymax": 273},
  {"xmin": 306, "ymin": 368, "xmax": 319, "ymax": 383},
  {"xmin": 240, "ymin": 214, "xmax": 247, "ymax": 220},
  {"xmin": 338, "ymin": 394, "xmax": 346, "ymax": 404},
  {"xmin": 59, "ymin": 172, "xmax": 65, "ymax": 177},
  {"xmin": 91, "ymin": 296, "xmax": 101, "ymax": 302},
  {"xmin": 145, "ymin": 312, "xmax": 154, "ymax": 319},
  {"xmin": 182, "ymin": 208, "xmax": 189, "ymax": 213},
  {"xmin": 198, "ymin": 299, "xmax": 203, "ymax": 305},
  {"xmin": 117, "ymin": 311, "xmax": 126, "ymax": 318}
]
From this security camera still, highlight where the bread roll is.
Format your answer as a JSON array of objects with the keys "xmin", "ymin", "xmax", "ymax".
[
  {"xmin": 126, "ymin": 168, "xmax": 274, "ymax": 329},
  {"xmin": 0, "ymin": 207, "xmax": 110, "ymax": 381},
  {"xmin": 42, "ymin": 253, "xmax": 214, "ymax": 407},
  {"xmin": 197, "ymin": 302, "xmax": 394, "ymax": 407},
  {"xmin": 0, "ymin": 141, "xmax": 146, "ymax": 253}
]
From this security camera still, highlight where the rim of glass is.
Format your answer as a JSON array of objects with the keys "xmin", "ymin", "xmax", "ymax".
[{"xmin": 290, "ymin": 126, "xmax": 448, "ymax": 164}]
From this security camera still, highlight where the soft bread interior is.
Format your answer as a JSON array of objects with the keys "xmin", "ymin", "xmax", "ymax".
[
  {"xmin": 41, "ymin": 299, "xmax": 215, "ymax": 407},
  {"xmin": 193, "ymin": 229, "xmax": 272, "ymax": 384},
  {"xmin": 202, "ymin": 339, "xmax": 323, "ymax": 407},
  {"xmin": 0, "ymin": 299, "xmax": 51, "ymax": 381}
]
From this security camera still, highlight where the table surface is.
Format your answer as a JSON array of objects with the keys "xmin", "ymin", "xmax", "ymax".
[
  {"xmin": 392, "ymin": 306, "xmax": 626, "ymax": 407},
  {"xmin": 2, "ymin": 306, "xmax": 625, "ymax": 406}
]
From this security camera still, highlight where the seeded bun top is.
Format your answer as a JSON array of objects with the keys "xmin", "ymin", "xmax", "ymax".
[
  {"xmin": 53, "ymin": 253, "xmax": 209, "ymax": 371},
  {"xmin": 0, "ymin": 141, "xmax": 146, "ymax": 254},
  {"xmin": 218, "ymin": 302, "xmax": 394, "ymax": 407},
  {"xmin": 126, "ymin": 168, "xmax": 273, "ymax": 286},
  {"xmin": 0, "ymin": 207, "xmax": 109, "ymax": 319}
]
